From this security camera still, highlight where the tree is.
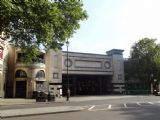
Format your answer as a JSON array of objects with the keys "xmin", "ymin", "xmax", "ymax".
[
  {"xmin": 129, "ymin": 38, "xmax": 160, "ymax": 83},
  {"xmin": 0, "ymin": 0, "xmax": 88, "ymax": 62}
]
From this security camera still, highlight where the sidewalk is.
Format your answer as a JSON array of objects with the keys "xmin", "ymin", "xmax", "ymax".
[
  {"xmin": 0, "ymin": 98, "xmax": 36, "ymax": 106},
  {"xmin": 0, "ymin": 95, "xmax": 133, "ymax": 106},
  {"xmin": 0, "ymin": 106, "xmax": 84, "ymax": 118}
]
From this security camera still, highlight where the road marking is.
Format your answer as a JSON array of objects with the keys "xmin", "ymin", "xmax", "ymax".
[
  {"xmin": 136, "ymin": 102, "xmax": 141, "ymax": 106},
  {"xmin": 124, "ymin": 103, "xmax": 127, "ymax": 108},
  {"xmin": 108, "ymin": 104, "xmax": 112, "ymax": 109},
  {"xmin": 88, "ymin": 105, "xmax": 95, "ymax": 110},
  {"xmin": 85, "ymin": 101, "xmax": 160, "ymax": 111},
  {"xmin": 148, "ymin": 102, "xmax": 154, "ymax": 105}
]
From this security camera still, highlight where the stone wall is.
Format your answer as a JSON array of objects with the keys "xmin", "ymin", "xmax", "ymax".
[{"xmin": 62, "ymin": 52, "xmax": 113, "ymax": 75}]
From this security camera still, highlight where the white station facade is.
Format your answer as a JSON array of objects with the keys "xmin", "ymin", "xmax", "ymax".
[{"xmin": 1, "ymin": 43, "xmax": 125, "ymax": 98}]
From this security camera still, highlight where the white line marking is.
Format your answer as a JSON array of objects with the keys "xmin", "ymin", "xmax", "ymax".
[
  {"xmin": 108, "ymin": 104, "xmax": 112, "ymax": 109},
  {"xmin": 148, "ymin": 102, "xmax": 154, "ymax": 105},
  {"xmin": 124, "ymin": 104, "xmax": 127, "ymax": 108},
  {"xmin": 137, "ymin": 102, "xmax": 141, "ymax": 106},
  {"xmin": 88, "ymin": 105, "xmax": 95, "ymax": 110}
]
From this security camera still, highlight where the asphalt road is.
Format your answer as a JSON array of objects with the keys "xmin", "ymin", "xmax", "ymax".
[
  {"xmin": 1, "ymin": 95, "xmax": 160, "ymax": 110},
  {"xmin": 2, "ymin": 95, "xmax": 160, "ymax": 120},
  {"xmin": 3, "ymin": 105, "xmax": 160, "ymax": 120}
]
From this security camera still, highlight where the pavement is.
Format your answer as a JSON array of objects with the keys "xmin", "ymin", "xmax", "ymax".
[
  {"xmin": 0, "ymin": 106, "xmax": 84, "ymax": 118},
  {"xmin": 0, "ymin": 95, "xmax": 134, "ymax": 118}
]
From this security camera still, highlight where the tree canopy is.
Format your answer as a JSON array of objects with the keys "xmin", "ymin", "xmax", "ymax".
[
  {"xmin": 0, "ymin": 0, "xmax": 88, "ymax": 62},
  {"xmin": 127, "ymin": 38, "xmax": 160, "ymax": 83}
]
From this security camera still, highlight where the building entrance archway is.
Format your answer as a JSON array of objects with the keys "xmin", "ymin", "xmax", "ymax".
[{"xmin": 15, "ymin": 81, "xmax": 26, "ymax": 98}]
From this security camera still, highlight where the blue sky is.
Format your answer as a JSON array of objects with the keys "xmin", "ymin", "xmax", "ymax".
[{"xmin": 62, "ymin": 0, "xmax": 160, "ymax": 58}]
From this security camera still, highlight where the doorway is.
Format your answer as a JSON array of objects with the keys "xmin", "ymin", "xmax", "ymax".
[
  {"xmin": 16, "ymin": 81, "xmax": 26, "ymax": 98},
  {"xmin": 62, "ymin": 74, "xmax": 112, "ymax": 95}
]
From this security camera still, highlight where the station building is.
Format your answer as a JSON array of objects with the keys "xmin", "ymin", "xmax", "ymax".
[{"xmin": 1, "ymin": 44, "xmax": 125, "ymax": 98}]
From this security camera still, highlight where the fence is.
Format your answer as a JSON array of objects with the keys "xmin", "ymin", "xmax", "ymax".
[{"xmin": 125, "ymin": 83, "xmax": 151, "ymax": 94}]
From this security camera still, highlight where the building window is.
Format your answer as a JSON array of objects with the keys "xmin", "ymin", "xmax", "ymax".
[
  {"xmin": 15, "ymin": 70, "xmax": 27, "ymax": 78},
  {"xmin": 36, "ymin": 70, "xmax": 45, "ymax": 79},
  {"xmin": 17, "ymin": 53, "xmax": 45, "ymax": 63},
  {"xmin": 32, "ymin": 54, "xmax": 45, "ymax": 63},
  {"xmin": 17, "ymin": 53, "xmax": 25, "ymax": 62},
  {"xmin": 36, "ymin": 81, "xmax": 44, "ymax": 91},
  {"xmin": 53, "ymin": 73, "xmax": 58, "ymax": 79}
]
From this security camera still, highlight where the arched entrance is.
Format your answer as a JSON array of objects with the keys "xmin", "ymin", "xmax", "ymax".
[
  {"xmin": 35, "ymin": 70, "xmax": 46, "ymax": 92},
  {"xmin": 16, "ymin": 81, "xmax": 27, "ymax": 98},
  {"xmin": 15, "ymin": 70, "xmax": 27, "ymax": 98}
]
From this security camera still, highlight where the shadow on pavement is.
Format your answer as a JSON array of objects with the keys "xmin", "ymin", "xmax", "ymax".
[{"xmin": 111, "ymin": 106, "xmax": 160, "ymax": 120}]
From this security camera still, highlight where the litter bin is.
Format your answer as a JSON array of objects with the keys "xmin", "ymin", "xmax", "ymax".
[{"xmin": 36, "ymin": 91, "xmax": 47, "ymax": 102}]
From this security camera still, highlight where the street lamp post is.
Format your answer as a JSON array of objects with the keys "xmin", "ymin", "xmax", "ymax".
[
  {"xmin": 150, "ymin": 74, "xmax": 154, "ymax": 94},
  {"xmin": 66, "ymin": 40, "xmax": 70, "ymax": 101},
  {"xmin": 153, "ymin": 79, "xmax": 157, "ymax": 95},
  {"xmin": 150, "ymin": 73, "xmax": 158, "ymax": 95}
]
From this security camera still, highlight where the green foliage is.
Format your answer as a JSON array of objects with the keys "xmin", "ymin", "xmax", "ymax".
[
  {"xmin": 0, "ymin": 0, "xmax": 88, "ymax": 62},
  {"xmin": 127, "ymin": 38, "xmax": 160, "ymax": 82}
]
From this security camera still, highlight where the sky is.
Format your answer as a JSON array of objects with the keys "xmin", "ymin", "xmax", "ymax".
[{"xmin": 62, "ymin": 0, "xmax": 160, "ymax": 58}]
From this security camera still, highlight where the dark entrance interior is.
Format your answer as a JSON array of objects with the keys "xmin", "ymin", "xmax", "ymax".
[
  {"xmin": 62, "ymin": 74, "xmax": 112, "ymax": 96},
  {"xmin": 16, "ymin": 81, "xmax": 26, "ymax": 98}
]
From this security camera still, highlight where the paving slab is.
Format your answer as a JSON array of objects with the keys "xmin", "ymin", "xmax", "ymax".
[
  {"xmin": 0, "ymin": 98, "xmax": 36, "ymax": 106},
  {"xmin": 0, "ymin": 106, "xmax": 84, "ymax": 118}
]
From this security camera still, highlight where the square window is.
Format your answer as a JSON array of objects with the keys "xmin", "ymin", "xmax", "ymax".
[{"xmin": 53, "ymin": 73, "xmax": 58, "ymax": 79}]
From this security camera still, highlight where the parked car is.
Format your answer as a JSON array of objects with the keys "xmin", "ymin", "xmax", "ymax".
[
  {"xmin": 154, "ymin": 89, "xmax": 160, "ymax": 96},
  {"xmin": 155, "ymin": 91, "xmax": 160, "ymax": 96}
]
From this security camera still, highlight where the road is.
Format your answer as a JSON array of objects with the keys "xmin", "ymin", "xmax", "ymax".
[
  {"xmin": 2, "ymin": 95, "xmax": 160, "ymax": 120},
  {"xmin": 1, "ymin": 95, "xmax": 160, "ymax": 110},
  {"xmin": 3, "ymin": 104, "xmax": 160, "ymax": 120}
]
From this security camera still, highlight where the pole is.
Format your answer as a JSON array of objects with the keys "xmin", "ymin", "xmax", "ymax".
[
  {"xmin": 67, "ymin": 43, "xmax": 69, "ymax": 90},
  {"xmin": 66, "ymin": 40, "xmax": 70, "ymax": 101}
]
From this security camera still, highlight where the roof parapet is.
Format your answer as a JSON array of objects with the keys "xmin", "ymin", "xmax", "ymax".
[{"xmin": 106, "ymin": 49, "xmax": 124, "ymax": 56}]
